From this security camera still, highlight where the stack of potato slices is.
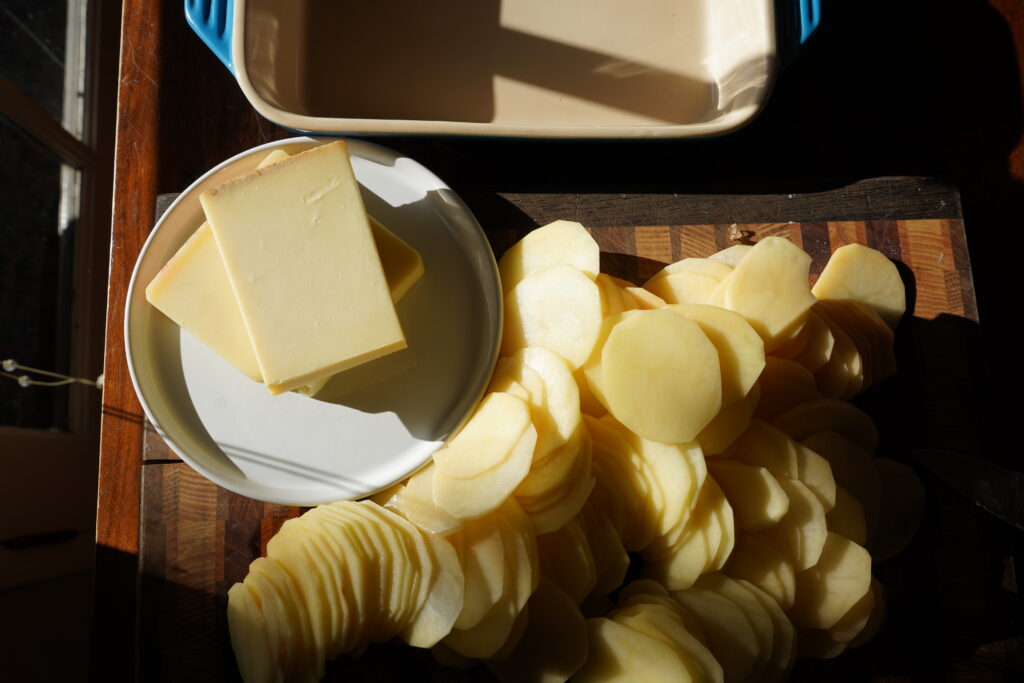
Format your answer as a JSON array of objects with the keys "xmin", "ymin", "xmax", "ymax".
[{"xmin": 227, "ymin": 222, "xmax": 923, "ymax": 682}]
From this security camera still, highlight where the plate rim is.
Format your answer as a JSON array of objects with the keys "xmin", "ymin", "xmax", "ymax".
[{"xmin": 124, "ymin": 136, "xmax": 501, "ymax": 505}]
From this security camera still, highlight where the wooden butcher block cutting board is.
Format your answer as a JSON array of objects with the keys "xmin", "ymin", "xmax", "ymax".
[{"xmin": 136, "ymin": 178, "xmax": 1011, "ymax": 681}]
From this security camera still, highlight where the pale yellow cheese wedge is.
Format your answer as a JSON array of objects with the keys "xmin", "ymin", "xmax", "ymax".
[
  {"xmin": 148, "ymin": 149, "xmax": 422, "ymax": 394},
  {"xmin": 498, "ymin": 220, "xmax": 600, "ymax": 295},
  {"xmin": 812, "ymin": 243, "xmax": 906, "ymax": 329},
  {"xmin": 200, "ymin": 141, "xmax": 405, "ymax": 394}
]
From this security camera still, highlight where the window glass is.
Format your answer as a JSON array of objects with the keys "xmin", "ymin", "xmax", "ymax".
[
  {"xmin": 0, "ymin": 1, "xmax": 69, "ymax": 123},
  {"xmin": 0, "ymin": 115, "xmax": 74, "ymax": 430}
]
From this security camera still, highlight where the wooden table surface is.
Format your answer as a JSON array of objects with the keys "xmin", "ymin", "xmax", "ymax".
[{"xmin": 96, "ymin": 0, "xmax": 1024, "ymax": 680}]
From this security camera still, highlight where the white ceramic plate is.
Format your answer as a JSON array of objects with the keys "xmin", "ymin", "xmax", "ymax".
[{"xmin": 125, "ymin": 138, "xmax": 501, "ymax": 505}]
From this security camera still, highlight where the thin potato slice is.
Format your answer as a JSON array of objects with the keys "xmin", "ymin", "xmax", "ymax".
[
  {"xmin": 739, "ymin": 579, "xmax": 796, "ymax": 683},
  {"xmin": 434, "ymin": 422, "xmax": 537, "ymax": 521},
  {"xmin": 622, "ymin": 285, "xmax": 667, "ymax": 310},
  {"xmin": 718, "ymin": 236, "xmax": 817, "ymax": 352},
  {"xmin": 384, "ymin": 463, "xmax": 465, "ymax": 536},
  {"xmin": 724, "ymin": 532, "xmax": 797, "ymax": 610},
  {"xmin": 707, "ymin": 460, "xmax": 790, "ymax": 533},
  {"xmin": 802, "ymin": 431, "xmax": 882, "ymax": 547},
  {"xmin": 730, "ymin": 419, "xmax": 800, "ymax": 480},
  {"xmin": 812, "ymin": 243, "xmax": 906, "ymax": 328},
  {"xmin": 697, "ymin": 384, "xmax": 759, "ymax": 456},
  {"xmin": 600, "ymin": 309, "xmax": 722, "ymax": 443},
  {"xmin": 486, "ymin": 578, "xmax": 589, "ymax": 683},
  {"xmin": 710, "ymin": 244, "xmax": 753, "ymax": 267},
  {"xmin": 649, "ymin": 257, "xmax": 735, "ymax": 282},
  {"xmin": 612, "ymin": 605, "xmax": 718, "ymax": 682},
  {"xmin": 576, "ymin": 617, "xmax": 696, "ymax": 683},
  {"xmin": 433, "ymin": 392, "xmax": 532, "ymax": 480},
  {"xmin": 671, "ymin": 586, "xmax": 761, "ymax": 683},
  {"xmin": 789, "ymin": 532, "xmax": 872, "ymax": 631},
  {"xmin": 515, "ymin": 347, "xmax": 582, "ymax": 460},
  {"xmin": 451, "ymin": 512, "xmax": 507, "ymax": 630},
  {"xmin": 793, "ymin": 309, "xmax": 835, "ymax": 373},
  {"xmin": 826, "ymin": 485, "xmax": 868, "ymax": 546},
  {"xmin": 498, "ymin": 220, "xmax": 600, "ymax": 295},
  {"xmin": 503, "ymin": 264, "xmax": 603, "ymax": 369},
  {"xmin": 754, "ymin": 357, "xmax": 822, "ymax": 421},
  {"xmin": 757, "ymin": 478, "xmax": 829, "ymax": 572},
  {"xmin": 873, "ymin": 458, "xmax": 926, "ymax": 562},
  {"xmin": 537, "ymin": 518, "xmax": 598, "ymax": 605},
  {"xmin": 794, "ymin": 443, "xmax": 838, "ymax": 511},
  {"xmin": 773, "ymin": 399, "xmax": 879, "ymax": 453},
  {"xmin": 694, "ymin": 574, "xmax": 774, "ymax": 681},
  {"xmin": 644, "ymin": 270, "xmax": 722, "ymax": 305},
  {"xmin": 668, "ymin": 303, "xmax": 766, "ymax": 407}
]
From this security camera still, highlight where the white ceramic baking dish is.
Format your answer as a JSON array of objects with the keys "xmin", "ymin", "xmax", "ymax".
[{"xmin": 187, "ymin": 0, "xmax": 819, "ymax": 138}]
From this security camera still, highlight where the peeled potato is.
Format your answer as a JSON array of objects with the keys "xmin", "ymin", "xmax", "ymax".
[
  {"xmin": 812, "ymin": 243, "xmax": 906, "ymax": 328},
  {"xmin": 433, "ymin": 392, "xmax": 533, "ymax": 480},
  {"xmin": 433, "ymin": 420, "xmax": 537, "ymax": 521},
  {"xmin": 707, "ymin": 460, "xmax": 790, "ymax": 533},
  {"xmin": 498, "ymin": 220, "xmax": 600, "ymax": 295},
  {"xmin": 709, "ymin": 244, "xmax": 753, "ymax": 267},
  {"xmin": 789, "ymin": 532, "xmax": 872, "ymax": 631},
  {"xmin": 503, "ymin": 264, "xmax": 603, "ymax": 369},
  {"xmin": 725, "ymin": 532, "xmax": 797, "ymax": 610},
  {"xmin": 599, "ymin": 309, "xmax": 722, "ymax": 443},
  {"xmin": 644, "ymin": 270, "xmax": 722, "ymax": 305},
  {"xmin": 485, "ymin": 577, "xmax": 589, "ymax": 683},
  {"xmin": 872, "ymin": 458, "xmax": 926, "ymax": 562},
  {"xmin": 717, "ymin": 237, "xmax": 817, "ymax": 352}
]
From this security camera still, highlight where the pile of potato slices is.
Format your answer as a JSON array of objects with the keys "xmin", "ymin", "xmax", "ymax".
[{"xmin": 227, "ymin": 221, "xmax": 925, "ymax": 682}]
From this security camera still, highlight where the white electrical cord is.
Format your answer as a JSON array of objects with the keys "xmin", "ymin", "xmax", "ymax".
[{"xmin": 1, "ymin": 359, "xmax": 103, "ymax": 390}]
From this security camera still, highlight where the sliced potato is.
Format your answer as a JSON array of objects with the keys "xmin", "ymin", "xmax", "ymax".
[
  {"xmin": 486, "ymin": 577, "xmax": 589, "ymax": 683},
  {"xmin": 754, "ymin": 357, "xmax": 822, "ymax": 421},
  {"xmin": 434, "ymin": 421, "xmax": 537, "ymax": 521},
  {"xmin": 724, "ymin": 532, "xmax": 797, "ymax": 610},
  {"xmin": 433, "ymin": 392, "xmax": 533, "ymax": 480},
  {"xmin": 812, "ymin": 243, "xmax": 906, "ymax": 328},
  {"xmin": 757, "ymin": 478, "xmax": 829, "ymax": 572},
  {"xmin": 789, "ymin": 532, "xmax": 872, "ymax": 630},
  {"xmin": 802, "ymin": 431, "xmax": 882, "ymax": 547},
  {"xmin": 707, "ymin": 460, "xmax": 790, "ymax": 533},
  {"xmin": 537, "ymin": 517, "xmax": 598, "ymax": 605},
  {"xmin": 709, "ymin": 244, "xmax": 753, "ymax": 267},
  {"xmin": 826, "ymin": 485, "xmax": 868, "ymax": 546},
  {"xmin": 872, "ymin": 458, "xmax": 926, "ymax": 562},
  {"xmin": 576, "ymin": 617, "xmax": 696, "ymax": 682},
  {"xmin": 599, "ymin": 309, "xmax": 722, "ymax": 443},
  {"xmin": 729, "ymin": 419, "xmax": 800, "ymax": 480},
  {"xmin": 772, "ymin": 399, "xmax": 879, "ymax": 453},
  {"xmin": 697, "ymin": 384, "xmax": 759, "ymax": 456},
  {"xmin": 717, "ymin": 236, "xmax": 816, "ymax": 352},
  {"xmin": 503, "ymin": 264, "xmax": 603, "ymax": 369},
  {"xmin": 667, "ymin": 303, "xmax": 766, "ymax": 407},
  {"xmin": 498, "ymin": 220, "xmax": 600, "ymax": 295},
  {"xmin": 671, "ymin": 584, "xmax": 761, "ymax": 683}
]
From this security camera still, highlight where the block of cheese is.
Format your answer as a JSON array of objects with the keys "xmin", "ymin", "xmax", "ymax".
[
  {"xmin": 199, "ymin": 141, "xmax": 406, "ymax": 395},
  {"xmin": 146, "ymin": 149, "xmax": 423, "ymax": 395}
]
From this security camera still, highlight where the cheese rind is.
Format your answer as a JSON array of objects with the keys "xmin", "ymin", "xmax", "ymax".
[{"xmin": 200, "ymin": 141, "xmax": 406, "ymax": 394}]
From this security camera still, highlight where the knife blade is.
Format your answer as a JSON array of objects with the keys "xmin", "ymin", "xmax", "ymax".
[{"xmin": 914, "ymin": 449, "xmax": 1024, "ymax": 531}]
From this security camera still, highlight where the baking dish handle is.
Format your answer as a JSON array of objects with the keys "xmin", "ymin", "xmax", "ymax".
[
  {"xmin": 185, "ymin": 0, "xmax": 235, "ymax": 72},
  {"xmin": 777, "ymin": 0, "xmax": 822, "ymax": 67}
]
